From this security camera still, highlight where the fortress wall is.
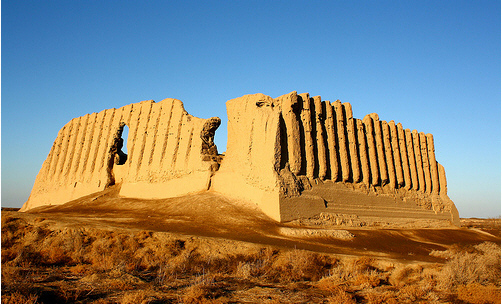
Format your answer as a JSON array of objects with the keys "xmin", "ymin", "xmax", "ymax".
[
  {"xmin": 23, "ymin": 91, "xmax": 457, "ymax": 225},
  {"xmin": 272, "ymin": 92, "xmax": 456, "ymax": 222},
  {"xmin": 113, "ymin": 98, "xmax": 219, "ymax": 199},
  {"xmin": 211, "ymin": 93, "xmax": 282, "ymax": 220},
  {"xmin": 212, "ymin": 91, "xmax": 456, "ymax": 223},
  {"xmin": 243, "ymin": 91, "xmax": 450, "ymax": 197},
  {"xmin": 22, "ymin": 99, "xmax": 220, "ymax": 211},
  {"xmin": 266, "ymin": 92, "xmax": 445, "ymax": 192}
]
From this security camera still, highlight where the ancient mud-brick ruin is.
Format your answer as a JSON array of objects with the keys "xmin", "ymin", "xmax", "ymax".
[{"xmin": 22, "ymin": 91, "xmax": 460, "ymax": 226}]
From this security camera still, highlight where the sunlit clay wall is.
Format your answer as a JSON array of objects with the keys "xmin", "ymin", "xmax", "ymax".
[
  {"xmin": 212, "ymin": 91, "xmax": 459, "ymax": 224},
  {"xmin": 21, "ymin": 99, "xmax": 220, "ymax": 211},
  {"xmin": 22, "ymin": 91, "xmax": 459, "ymax": 227}
]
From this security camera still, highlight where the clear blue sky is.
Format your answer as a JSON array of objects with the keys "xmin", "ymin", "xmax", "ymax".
[{"xmin": 2, "ymin": 0, "xmax": 500, "ymax": 218}]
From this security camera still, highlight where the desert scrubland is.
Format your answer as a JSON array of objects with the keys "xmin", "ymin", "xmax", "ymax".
[{"xmin": 2, "ymin": 196, "xmax": 500, "ymax": 304}]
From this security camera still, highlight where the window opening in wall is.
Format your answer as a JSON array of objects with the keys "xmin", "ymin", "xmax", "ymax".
[
  {"xmin": 114, "ymin": 124, "xmax": 128, "ymax": 166},
  {"xmin": 121, "ymin": 125, "xmax": 129, "ymax": 154}
]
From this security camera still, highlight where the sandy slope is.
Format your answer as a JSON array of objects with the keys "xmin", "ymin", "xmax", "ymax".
[{"xmin": 23, "ymin": 184, "xmax": 499, "ymax": 263}]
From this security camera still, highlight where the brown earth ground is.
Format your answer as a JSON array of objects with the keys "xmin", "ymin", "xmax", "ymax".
[{"xmin": 2, "ymin": 184, "xmax": 500, "ymax": 303}]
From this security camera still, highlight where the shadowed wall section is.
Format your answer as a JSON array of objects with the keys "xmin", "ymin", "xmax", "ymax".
[
  {"xmin": 212, "ymin": 91, "xmax": 459, "ymax": 225},
  {"xmin": 21, "ymin": 99, "xmax": 220, "ymax": 211}
]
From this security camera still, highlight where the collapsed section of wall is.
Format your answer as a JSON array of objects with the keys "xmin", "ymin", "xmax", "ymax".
[
  {"xmin": 21, "ymin": 99, "xmax": 220, "ymax": 211},
  {"xmin": 212, "ymin": 91, "xmax": 459, "ymax": 225}
]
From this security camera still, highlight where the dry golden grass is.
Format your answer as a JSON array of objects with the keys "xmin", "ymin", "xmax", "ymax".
[
  {"xmin": 457, "ymin": 283, "xmax": 501, "ymax": 304},
  {"xmin": 2, "ymin": 211, "xmax": 501, "ymax": 303}
]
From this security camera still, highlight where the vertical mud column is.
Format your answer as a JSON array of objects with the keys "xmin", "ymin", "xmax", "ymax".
[
  {"xmin": 325, "ymin": 102, "xmax": 339, "ymax": 181},
  {"xmin": 381, "ymin": 121, "xmax": 396, "ymax": 188},
  {"xmin": 438, "ymin": 163, "xmax": 448, "ymax": 196},
  {"xmin": 151, "ymin": 99, "xmax": 175, "ymax": 175},
  {"xmin": 389, "ymin": 121, "xmax": 404, "ymax": 187},
  {"xmin": 281, "ymin": 92, "xmax": 302, "ymax": 175},
  {"xmin": 128, "ymin": 101, "xmax": 153, "ymax": 178},
  {"xmin": 344, "ymin": 103, "xmax": 360, "ymax": 182},
  {"xmin": 333, "ymin": 101, "xmax": 350, "ymax": 182},
  {"xmin": 124, "ymin": 103, "xmax": 142, "ymax": 173},
  {"xmin": 427, "ymin": 134, "xmax": 440, "ymax": 195},
  {"xmin": 141, "ymin": 102, "xmax": 162, "ymax": 176},
  {"xmin": 419, "ymin": 132, "xmax": 432, "ymax": 194},
  {"xmin": 92, "ymin": 109, "xmax": 116, "ymax": 187},
  {"xmin": 50, "ymin": 123, "xmax": 70, "ymax": 181},
  {"xmin": 56, "ymin": 117, "xmax": 79, "ymax": 182},
  {"xmin": 86, "ymin": 110, "xmax": 106, "ymax": 184},
  {"xmin": 76, "ymin": 113, "xmax": 98, "ymax": 181},
  {"xmin": 397, "ymin": 123, "xmax": 412, "ymax": 190},
  {"xmin": 98, "ymin": 109, "xmax": 118, "ymax": 187},
  {"xmin": 66, "ymin": 116, "xmax": 83, "ymax": 182},
  {"xmin": 171, "ymin": 113, "xmax": 190, "ymax": 170},
  {"xmin": 363, "ymin": 115, "xmax": 379, "ymax": 186},
  {"xmin": 47, "ymin": 125, "xmax": 66, "ymax": 180},
  {"xmin": 68, "ymin": 114, "xmax": 89, "ymax": 183},
  {"xmin": 174, "ymin": 114, "xmax": 195, "ymax": 172},
  {"xmin": 299, "ymin": 93, "xmax": 315, "ymax": 179},
  {"xmin": 371, "ymin": 114, "xmax": 388, "ymax": 185},
  {"xmin": 313, "ymin": 96, "xmax": 328, "ymax": 180},
  {"xmin": 161, "ymin": 100, "xmax": 186, "ymax": 173},
  {"xmin": 405, "ymin": 129, "xmax": 419, "ymax": 191},
  {"xmin": 356, "ymin": 119, "xmax": 370, "ymax": 186},
  {"xmin": 412, "ymin": 130, "xmax": 425, "ymax": 192}
]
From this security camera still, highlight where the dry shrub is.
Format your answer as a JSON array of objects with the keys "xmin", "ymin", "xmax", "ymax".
[
  {"xmin": 437, "ymin": 242, "xmax": 501, "ymax": 290},
  {"xmin": 57, "ymin": 283, "xmax": 94, "ymax": 303},
  {"xmin": 134, "ymin": 237, "xmax": 190, "ymax": 275},
  {"xmin": 325, "ymin": 256, "xmax": 385, "ymax": 288},
  {"xmin": 120, "ymin": 290, "xmax": 150, "ymax": 304},
  {"xmin": 235, "ymin": 261, "xmax": 252, "ymax": 278},
  {"xmin": 182, "ymin": 274, "xmax": 228, "ymax": 304},
  {"xmin": 70, "ymin": 264, "xmax": 89, "ymax": 274},
  {"xmin": 1, "ymin": 265, "xmax": 21, "ymax": 285},
  {"xmin": 7, "ymin": 245, "xmax": 43, "ymax": 267},
  {"xmin": 364, "ymin": 290, "xmax": 399, "ymax": 304},
  {"xmin": 90, "ymin": 299, "xmax": 110, "ymax": 304},
  {"xmin": 325, "ymin": 286, "xmax": 356, "ymax": 304},
  {"xmin": 250, "ymin": 247, "xmax": 277, "ymax": 278},
  {"xmin": 396, "ymin": 284, "xmax": 427, "ymax": 303},
  {"xmin": 1, "ymin": 292, "xmax": 39, "ymax": 304},
  {"xmin": 456, "ymin": 283, "xmax": 501, "ymax": 304},
  {"xmin": 87, "ymin": 231, "xmax": 144, "ymax": 270},
  {"xmin": 352, "ymin": 271, "xmax": 381, "ymax": 288},
  {"xmin": 316, "ymin": 275, "xmax": 344, "ymax": 291},
  {"xmin": 40, "ymin": 246, "xmax": 71, "ymax": 265},
  {"xmin": 389, "ymin": 265, "xmax": 423, "ymax": 287},
  {"xmin": 1, "ymin": 215, "xmax": 28, "ymax": 248},
  {"xmin": 271, "ymin": 249, "xmax": 329, "ymax": 281},
  {"xmin": 351, "ymin": 256, "xmax": 377, "ymax": 273}
]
